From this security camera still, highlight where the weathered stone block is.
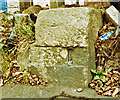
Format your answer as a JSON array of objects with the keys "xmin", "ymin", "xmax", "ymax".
[
  {"xmin": 47, "ymin": 65, "xmax": 90, "ymax": 88},
  {"xmin": 69, "ymin": 48, "xmax": 89, "ymax": 66},
  {"xmin": 30, "ymin": 47, "xmax": 68, "ymax": 66},
  {"xmin": 29, "ymin": 46, "xmax": 68, "ymax": 79},
  {"xmin": 35, "ymin": 7, "xmax": 102, "ymax": 47},
  {"xmin": 29, "ymin": 7, "xmax": 102, "ymax": 87},
  {"xmin": 105, "ymin": 5, "xmax": 119, "ymax": 26}
]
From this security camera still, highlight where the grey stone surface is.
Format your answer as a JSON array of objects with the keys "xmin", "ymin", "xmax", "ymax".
[
  {"xmin": 17, "ymin": 49, "xmax": 29, "ymax": 70},
  {"xmin": 29, "ymin": 47, "xmax": 68, "ymax": 79},
  {"xmin": 30, "ymin": 47, "xmax": 68, "ymax": 66},
  {"xmin": 29, "ymin": 47, "xmax": 92, "ymax": 85},
  {"xmin": 46, "ymin": 65, "xmax": 90, "ymax": 88},
  {"xmin": 1, "ymin": 84, "xmax": 115, "ymax": 99},
  {"xmin": 29, "ymin": 7, "xmax": 103, "ymax": 88},
  {"xmin": 35, "ymin": 7, "xmax": 102, "ymax": 47},
  {"xmin": 70, "ymin": 48, "xmax": 89, "ymax": 66},
  {"xmin": 105, "ymin": 5, "xmax": 119, "ymax": 26}
]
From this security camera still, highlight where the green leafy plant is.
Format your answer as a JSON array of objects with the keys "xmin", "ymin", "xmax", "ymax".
[
  {"xmin": 105, "ymin": 68, "xmax": 112, "ymax": 73},
  {"xmin": 90, "ymin": 69, "xmax": 105, "ymax": 82},
  {"xmin": 23, "ymin": 75, "xmax": 28, "ymax": 82},
  {"xmin": 7, "ymin": 76, "xmax": 11, "ymax": 81}
]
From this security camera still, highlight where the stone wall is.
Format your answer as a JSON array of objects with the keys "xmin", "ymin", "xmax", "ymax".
[{"xmin": 29, "ymin": 7, "xmax": 102, "ymax": 88}]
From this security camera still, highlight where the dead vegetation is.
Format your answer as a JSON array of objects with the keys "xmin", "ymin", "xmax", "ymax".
[
  {"xmin": 0, "ymin": 11, "xmax": 47, "ymax": 87},
  {"xmin": 89, "ymin": 22, "xmax": 120, "ymax": 97}
]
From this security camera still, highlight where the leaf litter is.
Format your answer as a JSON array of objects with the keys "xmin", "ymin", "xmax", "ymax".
[
  {"xmin": 89, "ymin": 22, "xmax": 120, "ymax": 97},
  {"xmin": 0, "ymin": 11, "xmax": 47, "ymax": 87}
]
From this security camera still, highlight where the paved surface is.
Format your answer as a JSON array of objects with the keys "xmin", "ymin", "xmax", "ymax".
[{"xmin": 0, "ymin": 83, "xmax": 117, "ymax": 99}]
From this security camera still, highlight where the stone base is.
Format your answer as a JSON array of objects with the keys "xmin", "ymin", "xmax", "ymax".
[
  {"xmin": 47, "ymin": 65, "xmax": 91, "ymax": 88},
  {"xmin": 29, "ymin": 46, "xmax": 92, "ymax": 88},
  {"xmin": 1, "ymin": 84, "xmax": 114, "ymax": 98}
]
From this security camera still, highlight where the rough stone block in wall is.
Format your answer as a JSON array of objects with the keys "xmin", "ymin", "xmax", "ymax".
[
  {"xmin": 35, "ymin": 7, "xmax": 102, "ymax": 47},
  {"xmin": 70, "ymin": 48, "xmax": 89, "ymax": 66},
  {"xmin": 30, "ymin": 46, "xmax": 68, "ymax": 79},
  {"xmin": 105, "ymin": 5, "xmax": 119, "ymax": 26},
  {"xmin": 29, "ymin": 7, "xmax": 102, "ymax": 87},
  {"xmin": 30, "ymin": 47, "xmax": 68, "ymax": 66},
  {"xmin": 47, "ymin": 65, "xmax": 90, "ymax": 88},
  {"xmin": 30, "ymin": 47, "xmax": 89, "ymax": 68}
]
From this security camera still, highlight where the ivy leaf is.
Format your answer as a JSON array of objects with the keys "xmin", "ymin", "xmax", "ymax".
[
  {"xmin": 100, "ymin": 75, "xmax": 105, "ymax": 82},
  {"xmin": 106, "ymin": 65, "xmax": 110, "ymax": 68},
  {"xmin": 100, "ymin": 84, "xmax": 103, "ymax": 87},
  {"xmin": 106, "ymin": 68, "xmax": 112, "ymax": 73},
  {"xmin": 7, "ymin": 76, "xmax": 11, "ymax": 81},
  {"xmin": 91, "ymin": 69, "xmax": 97, "ymax": 74},
  {"xmin": 97, "ymin": 70, "xmax": 101, "ymax": 75},
  {"xmin": 94, "ymin": 75, "xmax": 99, "ymax": 80},
  {"xmin": 23, "ymin": 76, "xmax": 28, "ymax": 82},
  {"xmin": 100, "ymin": 75, "xmax": 103, "ymax": 79}
]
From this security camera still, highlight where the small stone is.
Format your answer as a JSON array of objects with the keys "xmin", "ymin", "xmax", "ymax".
[
  {"xmin": 32, "ymin": 75, "xmax": 37, "ymax": 78},
  {"xmin": 112, "ymin": 88, "xmax": 119, "ymax": 97},
  {"xmin": 68, "ymin": 61, "xmax": 73, "ymax": 66},
  {"xmin": 60, "ymin": 49, "xmax": 68, "ymax": 58},
  {"xmin": 0, "ymin": 79, "xmax": 3, "ymax": 87},
  {"xmin": 12, "ymin": 71, "xmax": 23, "ymax": 76},
  {"xmin": 76, "ymin": 88, "xmax": 83, "ymax": 92},
  {"xmin": 11, "ymin": 60, "xmax": 17, "ymax": 64}
]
